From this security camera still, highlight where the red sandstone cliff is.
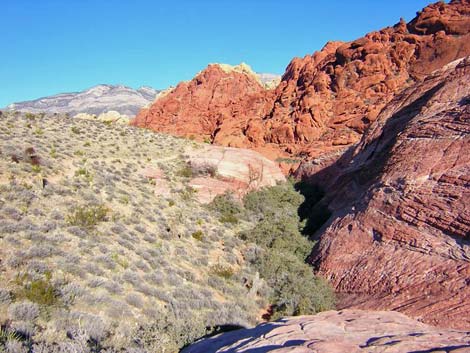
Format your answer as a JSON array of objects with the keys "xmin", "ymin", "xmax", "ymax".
[
  {"xmin": 133, "ymin": 0, "xmax": 470, "ymax": 165},
  {"xmin": 300, "ymin": 57, "xmax": 470, "ymax": 329}
]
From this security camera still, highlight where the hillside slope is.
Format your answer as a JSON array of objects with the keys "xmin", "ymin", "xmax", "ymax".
[{"xmin": 0, "ymin": 112, "xmax": 277, "ymax": 351}]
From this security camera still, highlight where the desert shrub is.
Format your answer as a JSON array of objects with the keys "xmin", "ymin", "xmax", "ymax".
[
  {"xmin": 243, "ymin": 182, "xmax": 303, "ymax": 220},
  {"xmin": 75, "ymin": 168, "xmax": 94, "ymax": 185},
  {"xmin": 238, "ymin": 182, "xmax": 335, "ymax": 318},
  {"xmin": 70, "ymin": 126, "xmax": 81, "ymax": 134},
  {"xmin": 191, "ymin": 230, "xmax": 204, "ymax": 241},
  {"xmin": 66, "ymin": 204, "xmax": 108, "ymax": 228},
  {"xmin": 180, "ymin": 186, "xmax": 196, "ymax": 201},
  {"xmin": 14, "ymin": 273, "xmax": 58, "ymax": 306},
  {"xmin": 176, "ymin": 164, "xmax": 193, "ymax": 178},
  {"xmin": 24, "ymin": 113, "xmax": 37, "ymax": 120},
  {"xmin": 31, "ymin": 165, "xmax": 41, "ymax": 173},
  {"xmin": 0, "ymin": 288, "xmax": 12, "ymax": 304},
  {"xmin": 239, "ymin": 215, "xmax": 311, "ymax": 259},
  {"xmin": 8, "ymin": 301, "xmax": 40, "ymax": 321},
  {"xmin": 208, "ymin": 193, "xmax": 243, "ymax": 224},
  {"xmin": 126, "ymin": 293, "xmax": 144, "ymax": 308},
  {"xmin": 60, "ymin": 283, "xmax": 84, "ymax": 305},
  {"xmin": 210, "ymin": 264, "xmax": 234, "ymax": 280},
  {"xmin": 255, "ymin": 250, "xmax": 335, "ymax": 319},
  {"xmin": 190, "ymin": 161, "xmax": 217, "ymax": 177}
]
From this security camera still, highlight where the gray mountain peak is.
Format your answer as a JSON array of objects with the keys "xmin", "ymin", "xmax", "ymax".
[{"xmin": 5, "ymin": 84, "xmax": 160, "ymax": 118}]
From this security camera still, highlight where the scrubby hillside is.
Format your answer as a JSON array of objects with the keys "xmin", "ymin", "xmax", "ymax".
[{"xmin": 0, "ymin": 111, "xmax": 333, "ymax": 352}]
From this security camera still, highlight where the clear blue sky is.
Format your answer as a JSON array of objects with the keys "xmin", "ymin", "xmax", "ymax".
[{"xmin": 1, "ymin": 0, "xmax": 435, "ymax": 107}]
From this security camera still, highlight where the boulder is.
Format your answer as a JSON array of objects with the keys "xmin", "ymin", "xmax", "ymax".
[{"xmin": 187, "ymin": 145, "xmax": 285, "ymax": 203}]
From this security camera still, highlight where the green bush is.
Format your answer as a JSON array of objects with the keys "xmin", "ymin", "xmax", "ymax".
[
  {"xmin": 191, "ymin": 230, "xmax": 204, "ymax": 241},
  {"xmin": 209, "ymin": 264, "xmax": 234, "ymax": 280},
  {"xmin": 238, "ymin": 182, "xmax": 335, "ymax": 318},
  {"xmin": 15, "ymin": 272, "xmax": 58, "ymax": 306},
  {"xmin": 243, "ymin": 183, "xmax": 303, "ymax": 220},
  {"xmin": 208, "ymin": 192, "xmax": 243, "ymax": 224},
  {"xmin": 66, "ymin": 204, "xmax": 109, "ymax": 228},
  {"xmin": 256, "ymin": 250, "xmax": 335, "ymax": 319},
  {"xmin": 70, "ymin": 126, "xmax": 81, "ymax": 134},
  {"xmin": 176, "ymin": 164, "xmax": 193, "ymax": 178}
]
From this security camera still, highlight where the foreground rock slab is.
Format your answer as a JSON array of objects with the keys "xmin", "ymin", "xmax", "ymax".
[{"xmin": 183, "ymin": 310, "xmax": 470, "ymax": 353}]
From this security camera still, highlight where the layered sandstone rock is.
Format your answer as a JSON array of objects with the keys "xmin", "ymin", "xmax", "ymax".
[
  {"xmin": 133, "ymin": 1, "xmax": 470, "ymax": 164},
  {"xmin": 183, "ymin": 310, "xmax": 470, "ymax": 353},
  {"xmin": 187, "ymin": 145, "xmax": 285, "ymax": 203},
  {"xmin": 299, "ymin": 57, "xmax": 470, "ymax": 329},
  {"xmin": 139, "ymin": 145, "xmax": 285, "ymax": 204}
]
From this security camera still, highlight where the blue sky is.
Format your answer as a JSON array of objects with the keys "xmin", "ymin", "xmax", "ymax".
[{"xmin": 1, "ymin": 0, "xmax": 434, "ymax": 107}]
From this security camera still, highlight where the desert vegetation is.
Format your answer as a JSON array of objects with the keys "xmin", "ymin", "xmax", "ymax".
[{"xmin": 0, "ymin": 111, "xmax": 333, "ymax": 352}]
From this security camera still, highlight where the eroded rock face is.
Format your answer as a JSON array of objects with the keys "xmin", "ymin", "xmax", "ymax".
[
  {"xmin": 183, "ymin": 310, "xmax": 470, "ymax": 353},
  {"xmin": 133, "ymin": 1, "xmax": 470, "ymax": 164},
  {"xmin": 138, "ymin": 145, "xmax": 285, "ymax": 204},
  {"xmin": 132, "ymin": 63, "xmax": 274, "ymax": 149},
  {"xmin": 301, "ymin": 57, "xmax": 470, "ymax": 329}
]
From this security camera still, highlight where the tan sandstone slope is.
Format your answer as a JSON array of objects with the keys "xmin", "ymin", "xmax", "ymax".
[{"xmin": 183, "ymin": 310, "xmax": 470, "ymax": 353}]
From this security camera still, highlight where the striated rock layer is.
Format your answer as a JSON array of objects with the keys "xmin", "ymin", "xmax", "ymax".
[
  {"xmin": 187, "ymin": 145, "xmax": 285, "ymax": 203},
  {"xmin": 297, "ymin": 57, "xmax": 470, "ymax": 329},
  {"xmin": 133, "ymin": 1, "xmax": 470, "ymax": 165},
  {"xmin": 183, "ymin": 310, "xmax": 470, "ymax": 353}
]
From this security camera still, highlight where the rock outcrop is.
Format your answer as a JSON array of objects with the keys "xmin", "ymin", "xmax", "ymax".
[
  {"xmin": 6, "ymin": 84, "xmax": 159, "ymax": 118},
  {"xmin": 132, "ymin": 63, "xmax": 277, "ymax": 155},
  {"xmin": 187, "ymin": 145, "xmax": 285, "ymax": 203},
  {"xmin": 183, "ymin": 310, "xmax": 470, "ymax": 353},
  {"xmin": 133, "ymin": 1, "xmax": 470, "ymax": 164},
  {"xmin": 297, "ymin": 57, "xmax": 470, "ymax": 329},
  {"xmin": 74, "ymin": 110, "xmax": 129, "ymax": 124},
  {"xmin": 140, "ymin": 145, "xmax": 285, "ymax": 204}
]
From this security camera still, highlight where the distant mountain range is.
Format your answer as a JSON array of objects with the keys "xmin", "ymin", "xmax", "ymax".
[
  {"xmin": 4, "ymin": 84, "xmax": 160, "ymax": 118},
  {"xmin": 4, "ymin": 72, "xmax": 281, "ymax": 119}
]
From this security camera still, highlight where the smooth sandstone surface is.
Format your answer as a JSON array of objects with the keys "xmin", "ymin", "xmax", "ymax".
[{"xmin": 183, "ymin": 310, "xmax": 470, "ymax": 353}]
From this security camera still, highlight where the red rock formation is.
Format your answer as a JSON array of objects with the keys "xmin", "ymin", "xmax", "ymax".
[
  {"xmin": 300, "ymin": 57, "xmax": 470, "ymax": 329},
  {"xmin": 133, "ymin": 1, "xmax": 470, "ymax": 166},
  {"xmin": 183, "ymin": 310, "xmax": 470, "ymax": 353},
  {"xmin": 134, "ymin": 63, "xmax": 274, "ymax": 149}
]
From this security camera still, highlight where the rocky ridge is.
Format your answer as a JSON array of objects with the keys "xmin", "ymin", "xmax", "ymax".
[{"xmin": 132, "ymin": 0, "xmax": 470, "ymax": 164}]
